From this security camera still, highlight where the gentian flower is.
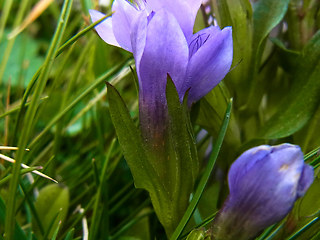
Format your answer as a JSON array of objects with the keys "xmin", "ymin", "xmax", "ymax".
[
  {"xmin": 90, "ymin": 0, "xmax": 233, "ymax": 143},
  {"xmin": 212, "ymin": 144, "xmax": 314, "ymax": 240}
]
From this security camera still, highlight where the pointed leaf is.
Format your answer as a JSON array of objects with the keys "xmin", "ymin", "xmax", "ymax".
[
  {"xmin": 33, "ymin": 184, "xmax": 69, "ymax": 239},
  {"xmin": 259, "ymin": 31, "xmax": 320, "ymax": 138},
  {"xmin": 106, "ymin": 83, "xmax": 163, "ymax": 195},
  {"xmin": 0, "ymin": 197, "xmax": 27, "ymax": 240},
  {"xmin": 253, "ymin": 0, "xmax": 290, "ymax": 47},
  {"xmin": 165, "ymin": 76, "xmax": 199, "ymax": 232},
  {"xmin": 170, "ymin": 98, "xmax": 233, "ymax": 240}
]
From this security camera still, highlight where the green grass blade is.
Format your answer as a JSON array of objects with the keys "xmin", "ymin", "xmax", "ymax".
[
  {"xmin": 0, "ymin": 0, "xmax": 13, "ymax": 44},
  {"xmin": 109, "ymin": 211, "xmax": 154, "ymax": 240},
  {"xmin": 286, "ymin": 216, "xmax": 320, "ymax": 240},
  {"xmin": 0, "ymin": 167, "xmax": 40, "ymax": 186},
  {"xmin": 263, "ymin": 224, "xmax": 284, "ymax": 240},
  {"xmin": 0, "ymin": 0, "xmax": 30, "ymax": 84},
  {"xmin": 10, "ymin": 11, "xmax": 113, "ymax": 146},
  {"xmin": 56, "ymin": 12, "xmax": 112, "ymax": 57},
  {"xmin": 89, "ymin": 139, "xmax": 115, "ymax": 240},
  {"xmin": 28, "ymin": 59, "xmax": 132, "ymax": 148},
  {"xmin": 170, "ymin": 98, "xmax": 233, "ymax": 240},
  {"xmin": 255, "ymin": 224, "xmax": 277, "ymax": 240},
  {"xmin": 5, "ymin": 0, "xmax": 74, "ymax": 238}
]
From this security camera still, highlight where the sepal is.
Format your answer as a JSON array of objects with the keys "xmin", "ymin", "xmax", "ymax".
[
  {"xmin": 107, "ymin": 81, "xmax": 199, "ymax": 237},
  {"xmin": 106, "ymin": 83, "xmax": 162, "ymax": 192}
]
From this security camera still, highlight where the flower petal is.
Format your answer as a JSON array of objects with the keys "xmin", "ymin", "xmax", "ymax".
[
  {"xmin": 89, "ymin": 10, "xmax": 120, "ymax": 47},
  {"xmin": 297, "ymin": 164, "xmax": 314, "ymax": 197},
  {"xmin": 139, "ymin": 9, "xmax": 188, "ymax": 101},
  {"xmin": 146, "ymin": 0, "xmax": 195, "ymax": 39},
  {"xmin": 228, "ymin": 145, "xmax": 272, "ymax": 193},
  {"xmin": 188, "ymin": 0, "xmax": 203, "ymax": 17},
  {"xmin": 130, "ymin": 11, "xmax": 148, "ymax": 85},
  {"xmin": 183, "ymin": 26, "xmax": 233, "ymax": 103},
  {"xmin": 217, "ymin": 144, "xmax": 312, "ymax": 239},
  {"xmin": 138, "ymin": 9, "xmax": 189, "ymax": 140},
  {"xmin": 112, "ymin": 0, "xmax": 140, "ymax": 51}
]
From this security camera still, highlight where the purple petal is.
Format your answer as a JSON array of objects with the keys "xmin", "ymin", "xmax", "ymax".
[
  {"xmin": 112, "ymin": 0, "xmax": 140, "ymax": 52},
  {"xmin": 224, "ymin": 144, "xmax": 312, "ymax": 233},
  {"xmin": 138, "ymin": 9, "xmax": 188, "ymax": 140},
  {"xmin": 89, "ymin": 10, "xmax": 120, "ymax": 47},
  {"xmin": 297, "ymin": 164, "xmax": 314, "ymax": 197},
  {"xmin": 146, "ymin": 0, "xmax": 195, "ymax": 39},
  {"xmin": 183, "ymin": 26, "xmax": 233, "ymax": 103},
  {"xmin": 228, "ymin": 145, "xmax": 272, "ymax": 193},
  {"xmin": 188, "ymin": 0, "xmax": 203, "ymax": 18},
  {"xmin": 130, "ymin": 11, "xmax": 148, "ymax": 85}
]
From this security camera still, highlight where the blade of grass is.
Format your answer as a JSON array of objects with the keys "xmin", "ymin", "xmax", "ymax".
[
  {"xmin": 5, "ymin": 0, "xmax": 74, "ymax": 238},
  {"xmin": 0, "ymin": 167, "xmax": 41, "ymax": 186},
  {"xmin": 43, "ymin": 211, "xmax": 61, "ymax": 240},
  {"xmin": 256, "ymin": 224, "xmax": 278, "ymax": 240},
  {"xmin": 60, "ymin": 198, "xmax": 95, "ymax": 239},
  {"xmin": 0, "ymin": 153, "xmax": 57, "ymax": 182},
  {"xmin": 11, "ymin": 11, "xmax": 113, "ymax": 145},
  {"xmin": 111, "ymin": 198, "xmax": 151, "ymax": 235},
  {"xmin": 56, "ymin": 12, "xmax": 112, "ymax": 57},
  {"xmin": 170, "ymin": 98, "xmax": 233, "ymax": 240},
  {"xmin": 286, "ymin": 216, "xmax": 320, "ymax": 240},
  {"xmin": 310, "ymin": 229, "xmax": 320, "ymax": 240},
  {"xmin": 0, "ymin": 0, "xmax": 13, "ymax": 43},
  {"xmin": 0, "ymin": 0, "xmax": 30, "ymax": 84},
  {"xmin": 0, "ymin": 96, "xmax": 48, "ymax": 119},
  {"xmin": 109, "ymin": 210, "xmax": 154, "ymax": 240},
  {"xmin": 89, "ymin": 139, "xmax": 115, "ymax": 240},
  {"xmin": 51, "ymin": 220, "xmax": 62, "ymax": 240},
  {"xmin": 19, "ymin": 182, "xmax": 45, "ymax": 236},
  {"xmin": 53, "ymin": 36, "xmax": 94, "ymax": 155},
  {"xmin": 28, "ymin": 59, "xmax": 133, "ymax": 149},
  {"xmin": 263, "ymin": 223, "xmax": 285, "ymax": 240},
  {"xmin": 305, "ymin": 146, "xmax": 320, "ymax": 160},
  {"xmin": 65, "ymin": 65, "xmax": 131, "ymax": 130},
  {"xmin": 8, "ymin": 0, "xmax": 54, "ymax": 39}
]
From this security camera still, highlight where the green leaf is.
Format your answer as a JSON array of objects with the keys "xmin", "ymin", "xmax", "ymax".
[
  {"xmin": 33, "ymin": 184, "xmax": 70, "ymax": 239},
  {"xmin": 245, "ymin": 0, "xmax": 291, "ymax": 111},
  {"xmin": 63, "ymin": 229, "xmax": 75, "ymax": 240},
  {"xmin": 0, "ymin": 31, "xmax": 44, "ymax": 87},
  {"xmin": 0, "ymin": 197, "xmax": 27, "ymax": 240},
  {"xmin": 271, "ymin": 37, "xmax": 301, "ymax": 72},
  {"xmin": 164, "ymin": 77, "xmax": 199, "ymax": 235},
  {"xmin": 106, "ymin": 82, "xmax": 161, "ymax": 193},
  {"xmin": 252, "ymin": 0, "xmax": 290, "ymax": 48},
  {"xmin": 259, "ymin": 31, "xmax": 320, "ymax": 138},
  {"xmin": 6, "ymin": 0, "xmax": 74, "ymax": 238},
  {"xmin": 170, "ymin": 98, "xmax": 233, "ymax": 240},
  {"xmin": 212, "ymin": 0, "xmax": 253, "ymax": 99},
  {"xmin": 106, "ymin": 83, "xmax": 168, "ymax": 233},
  {"xmin": 196, "ymin": 84, "xmax": 240, "ymax": 163}
]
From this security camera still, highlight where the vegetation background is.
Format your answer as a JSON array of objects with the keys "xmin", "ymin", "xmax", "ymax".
[{"xmin": 0, "ymin": 0, "xmax": 319, "ymax": 239}]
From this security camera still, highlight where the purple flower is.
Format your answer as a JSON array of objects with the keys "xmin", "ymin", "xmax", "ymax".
[
  {"xmin": 90, "ymin": 0, "xmax": 232, "ymax": 143},
  {"xmin": 212, "ymin": 144, "xmax": 314, "ymax": 240}
]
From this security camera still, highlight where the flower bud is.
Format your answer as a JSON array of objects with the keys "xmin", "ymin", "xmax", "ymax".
[{"xmin": 212, "ymin": 144, "xmax": 314, "ymax": 240}]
